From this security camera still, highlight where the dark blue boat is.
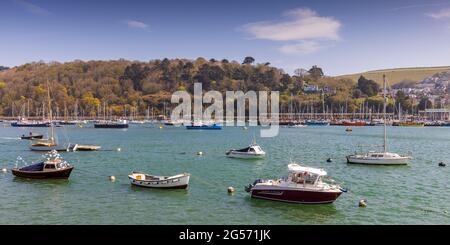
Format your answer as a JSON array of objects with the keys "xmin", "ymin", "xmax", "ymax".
[
  {"xmin": 11, "ymin": 121, "xmax": 50, "ymax": 127},
  {"xmin": 186, "ymin": 124, "xmax": 223, "ymax": 130}
]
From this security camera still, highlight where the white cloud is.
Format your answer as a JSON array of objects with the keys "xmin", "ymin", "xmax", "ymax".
[
  {"xmin": 242, "ymin": 8, "xmax": 341, "ymax": 41},
  {"xmin": 124, "ymin": 20, "xmax": 148, "ymax": 29},
  {"xmin": 426, "ymin": 8, "xmax": 450, "ymax": 19},
  {"xmin": 14, "ymin": 0, "xmax": 51, "ymax": 16},
  {"xmin": 278, "ymin": 41, "xmax": 324, "ymax": 54},
  {"xmin": 241, "ymin": 8, "xmax": 341, "ymax": 55}
]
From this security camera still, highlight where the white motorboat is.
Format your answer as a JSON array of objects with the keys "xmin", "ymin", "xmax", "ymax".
[
  {"xmin": 245, "ymin": 163, "xmax": 344, "ymax": 204},
  {"xmin": 226, "ymin": 142, "xmax": 266, "ymax": 159},
  {"xmin": 346, "ymin": 75, "xmax": 412, "ymax": 165},
  {"xmin": 128, "ymin": 171, "xmax": 190, "ymax": 189}
]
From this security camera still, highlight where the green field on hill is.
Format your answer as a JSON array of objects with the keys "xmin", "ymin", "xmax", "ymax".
[{"xmin": 336, "ymin": 66, "xmax": 450, "ymax": 85}]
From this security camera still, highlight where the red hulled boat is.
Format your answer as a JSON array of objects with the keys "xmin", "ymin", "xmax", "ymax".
[
  {"xmin": 342, "ymin": 121, "xmax": 367, "ymax": 126},
  {"xmin": 245, "ymin": 163, "xmax": 344, "ymax": 204}
]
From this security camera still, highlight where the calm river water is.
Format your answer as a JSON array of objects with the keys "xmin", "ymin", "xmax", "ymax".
[{"xmin": 0, "ymin": 124, "xmax": 449, "ymax": 224}]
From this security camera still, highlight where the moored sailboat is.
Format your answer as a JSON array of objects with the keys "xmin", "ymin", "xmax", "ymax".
[
  {"xmin": 346, "ymin": 75, "xmax": 412, "ymax": 165},
  {"xmin": 30, "ymin": 80, "xmax": 69, "ymax": 151}
]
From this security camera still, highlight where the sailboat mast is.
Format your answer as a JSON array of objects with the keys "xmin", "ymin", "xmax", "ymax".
[
  {"xmin": 383, "ymin": 74, "xmax": 387, "ymax": 153},
  {"xmin": 46, "ymin": 80, "xmax": 55, "ymax": 142}
]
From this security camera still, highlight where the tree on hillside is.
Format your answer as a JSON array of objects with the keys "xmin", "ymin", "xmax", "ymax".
[
  {"xmin": 221, "ymin": 59, "xmax": 229, "ymax": 63},
  {"xmin": 242, "ymin": 56, "xmax": 255, "ymax": 65},
  {"xmin": 121, "ymin": 63, "xmax": 149, "ymax": 91},
  {"xmin": 357, "ymin": 75, "xmax": 380, "ymax": 97},
  {"xmin": 395, "ymin": 90, "xmax": 412, "ymax": 112},
  {"xmin": 308, "ymin": 65, "xmax": 324, "ymax": 80},
  {"xmin": 418, "ymin": 97, "xmax": 432, "ymax": 110},
  {"xmin": 294, "ymin": 68, "xmax": 309, "ymax": 78}
]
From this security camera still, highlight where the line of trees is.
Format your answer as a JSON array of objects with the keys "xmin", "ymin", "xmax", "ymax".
[{"xmin": 0, "ymin": 58, "xmax": 437, "ymax": 117}]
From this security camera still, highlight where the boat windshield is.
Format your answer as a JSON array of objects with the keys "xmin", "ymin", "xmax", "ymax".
[{"xmin": 291, "ymin": 172, "xmax": 319, "ymax": 184}]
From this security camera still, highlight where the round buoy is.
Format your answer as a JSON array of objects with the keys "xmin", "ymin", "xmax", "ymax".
[
  {"xmin": 438, "ymin": 162, "xmax": 446, "ymax": 167},
  {"xmin": 1, "ymin": 168, "xmax": 7, "ymax": 173},
  {"xmin": 359, "ymin": 199, "xmax": 367, "ymax": 208},
  {"xmin": 109, "ymin": 175, "xmax": 116, "ymax": 181},
  {"xmin": 117, "ymin": 148, "xmax": 121, "ymax": 152},
  {"xmin": 346, "ymin": 127, "xmax": 352, "ymax": 132},
  {"xmin": 326, "ymin": 158, "xmax": 333, "ymax": 163},
  {"xmin": 243, "ymin": 126, "xmax": 248, "ymax": 130},
  {"xmin": 197, "ymin": 151, "xmax": 203, "ymax": 156},
  {"xmin": 159, "ymin": 125, "xmax": 164, "ymax": 129},
  {"xmin": 228, "ymin": 187, "xmax": 235, "ymax": 194}
]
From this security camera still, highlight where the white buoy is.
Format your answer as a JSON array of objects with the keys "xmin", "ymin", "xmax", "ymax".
[
  {"xmin": 109, "ymin": 175, "xmax": 116, "ymax": 181},
  {"xmin": 197, "ymin": 151, "xmax": 203, "ymax": 156},
  {"xmin": 228, "ymin": 186, "xmax": 235, "ymax": 194},
  {"xmin": 359, "ymin": 199, "xmax": 367, "ymax": 208},
  {"xmin": 117, "ymin": 148, "xmax": 121, "ymax": 152},
  {"xmin": 1, "ymin": 168, "xmax": 7, "ymax": 173},
  {"xmin": 243, "ymin": 126, "xmax": 248, "ymax": 130}
]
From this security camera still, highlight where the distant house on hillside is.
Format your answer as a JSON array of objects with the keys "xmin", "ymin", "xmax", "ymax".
[{"xmin": 303, "ymin": 84, "xmax": 320, "ymax": 93}]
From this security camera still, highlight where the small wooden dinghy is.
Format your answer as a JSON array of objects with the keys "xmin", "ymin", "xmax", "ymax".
[{"xmin": 128, "ymin": 171, "xmax": 190, "ymax": 189}]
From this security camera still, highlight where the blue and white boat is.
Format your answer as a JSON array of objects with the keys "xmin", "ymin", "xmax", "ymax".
[{"xmin": 186, "ymin": 123, "xmax": 222, "ymax": 130}]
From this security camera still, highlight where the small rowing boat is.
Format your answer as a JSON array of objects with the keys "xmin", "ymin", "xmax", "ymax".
[{"xmin": 128, "ymin": 171, "xmax": 190, "ymax": 189}]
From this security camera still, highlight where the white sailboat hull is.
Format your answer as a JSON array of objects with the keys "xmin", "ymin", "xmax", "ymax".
[{"xmin": 346, "ymin": 155, "xmax": 410, "ymax": 165}]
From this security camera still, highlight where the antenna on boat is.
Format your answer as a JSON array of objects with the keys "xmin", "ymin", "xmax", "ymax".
[
  {"xmin": 383, "ymin": 74, "xmax": 388, "ymax": 153},
  {"xmin": 252, "ymin": 132, "xmax": 256, "ymax": 145}
]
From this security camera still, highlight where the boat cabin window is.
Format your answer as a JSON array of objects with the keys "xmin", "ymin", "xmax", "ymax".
[
  {"xmin": 249, "ymin": 148, "xmax": 255, "ymax": 152},
  {"xmin": 291, "ymin": 172, "xmax": 317, "ymax": 184},
  {"xmin": 44, "ymin": 164, "xmax": 56, "ymax": 169}
]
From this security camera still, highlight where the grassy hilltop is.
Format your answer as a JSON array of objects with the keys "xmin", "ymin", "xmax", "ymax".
[{"xmin": 336, "ymin": 66, "xmax": 450, "ymax": 85}]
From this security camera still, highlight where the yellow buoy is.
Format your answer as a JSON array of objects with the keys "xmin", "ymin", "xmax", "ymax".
[
  {"xmin": 228, "ymin": 186, "xmax": 235, "ymax": 194},
  {"xmin": 359, "ymin": 199, "xmax": 367, "ymax": 207},
  {"xmin": 109, "ymin": 175, "xmax": 116, "ymax": 181},
  {"xmin": 159, "ymin": 125, "xmax": 164, "ymax": 129}
]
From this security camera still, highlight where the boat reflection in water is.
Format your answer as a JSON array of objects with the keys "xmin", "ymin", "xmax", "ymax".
[{"xmin": 246, "ymin": 163, "xmax": 344, "ymax": 204}]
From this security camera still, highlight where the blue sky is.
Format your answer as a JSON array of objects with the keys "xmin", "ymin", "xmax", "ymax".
[{"xmin": 1, "ymin": 0, "xmax": 450, "ymax": 75}]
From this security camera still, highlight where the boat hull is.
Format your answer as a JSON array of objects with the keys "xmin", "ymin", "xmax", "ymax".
[
  {"xmin": 11, "ymin": 166, "xmax": 74, "ymax": 179},
  {"xmin": 343, "ymin": 121, "xmax": 367, "ymax": 126},
  {"xmin": 250, "ymin": 186, "xmax": 342, "ymax": 204},
  {"xmin": 226, "ymin": 152, "xmax": 265, "ymax": 159},
  {"xmin": 346, "ymin": 155, "xmax": 409, "ymax": 165},
  {"xmin": 129, "ymin": 174, "xmax": 190, "ymax": 189},
  {"xmin": 11, "ymin": 122, "xmax": 50, "ymax": 127},
  {"xmin": 186, "ymin": 125, "xmax": 222, "ymax": 130},
  {"xmin": 94, "ymin": 124, "xmax": 129, "ymax": 128},
  {"xmin": 21, "ymin": 135, "xmax": 44, "ymax": 140},
  {"xmin": 29, "ymin": 144, "xmax": 69, "ymax": 151}
]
